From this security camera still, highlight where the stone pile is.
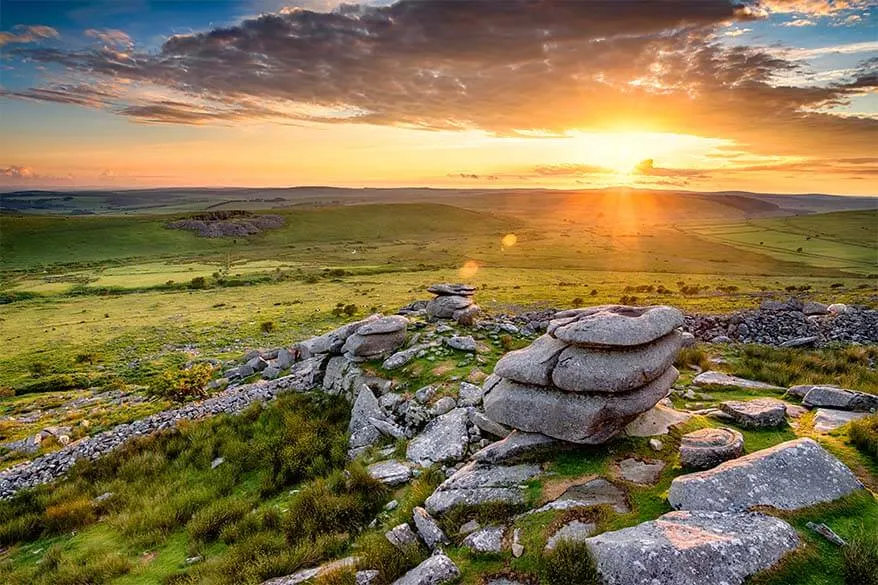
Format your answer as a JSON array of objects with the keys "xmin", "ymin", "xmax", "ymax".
[
  {"xmin": 483, "ymin": 305, "xmax": 684, "ymax": 443},
  {"xmin": 426, "ymin": 283, "xmax": 480, "ymax": 325}
]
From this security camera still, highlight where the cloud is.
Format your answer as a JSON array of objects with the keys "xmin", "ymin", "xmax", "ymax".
[
  {"xmin": 0, "ymin": 25, "xmax": 58, "ymax": 46},
  {"xmin": 781, "ymin": 17, "xmax": 817, "ymax": 25},
  {"xmin": 634, "ymin": 159, "xmax": 707, "ymax": 177},
  {"xmin": 84, "ymin": 28, "xmax": 133, "ymax": 48},
  {"xmin": 1, "ymin": 165, "xmax": 36, "ymax": 178},
  {"xmin": 757, "ymin": 0, "xmax": 870, "ymax": 15},
  {"xmin": 779, "ymin": 40, "xmax": 878, "ymax": 59},
  {"xmin": 2, "ymin": 0, "xmax": 876, "ymax": 159}
]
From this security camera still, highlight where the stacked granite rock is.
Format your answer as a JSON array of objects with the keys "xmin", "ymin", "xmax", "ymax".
[
  {"xmin": 483, "ymin": 305, "xmax": 684, "ymax": 444},
  {"xmin": 426, "ymin": 283, "xmax": 480, "ymax": 325}
]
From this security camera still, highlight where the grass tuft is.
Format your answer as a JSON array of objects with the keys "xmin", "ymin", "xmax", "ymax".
[
  {"xmin": 843, "ymin": 526, "xmax": 878, "ymax": 585},
  {"xmin": 540, "ymin": 539, "xmax": 600, "ymax": 585}
]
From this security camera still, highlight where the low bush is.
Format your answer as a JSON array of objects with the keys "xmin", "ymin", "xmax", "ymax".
[
  {"xmin": 848, "ymin": 414, "xmax": 878, "ymax": 461},
  {"xmin": 260, "ymin": 320, "xmax": 276, "ymax": 333},
  {"xmin": 187, "ymin": 497, "xmax": 252, "ymax": 542},
  {"xmin": 150, "ymin": 363, "xmax": 214, "ymax": 401},
  {"xmin": 843, "ymin": 526, "xmax": 878, "ymax": 585},
  {"xmin": 15, "ymin": 373, "xmax": 91, "ymax": 395},
  {"xmin": 541, "ymin": 539, "xmax": 600, "ymax": 585},
  {"xmin": 674, "ymin": 345, "xmax": 711, "ymax": 371}
]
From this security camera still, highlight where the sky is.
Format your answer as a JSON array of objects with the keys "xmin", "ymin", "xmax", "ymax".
[{"xmin": 0, "ymin": 0, "xmax": 876, "ymax": 194}]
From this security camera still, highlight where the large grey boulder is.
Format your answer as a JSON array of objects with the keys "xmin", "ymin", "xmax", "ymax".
[
  {"xmin": 385, "ymin": 523, "xmax": 420, "ymax": 549},
  {"xmin": 301, "ymin": 315, "xmax": 380, "ymax": 355},
  {"xmin": 803, "ymin": 385, "xmax": 878, "ymax": 412},
  {"xmin": 406, "ymin": 408, "xmax": 469, "ymax": 467},
  {"xmin": 343, "ymin": 330, "xmax": 407, "ymax": 360},
  {"xmin": 813, "ymin": 408, "xmax": 869, "ymax": 433},
  {"xmin": 693, "ymin": 371, "xmax": 784, "ymax": 391},
  {"xmin": 548, "ymin": 305, "xmax": 684, "ymax": 348},
  {"xmin": 323, "ymin": 356, "xmax": 363, "ymax": 397},
  {"xmin": 668, "ymin": 438, "xmax": 863, "ymax": 512},
  {"xmin": 357, "ymin": 315, "xmax": 408, "ymax": 335},
  {"xmin": 493, "ymin": 335, "xmax": 568, "ymax": 386},
  {"xmin": 585, "ymin": 511, "xmax": 799, "ymax": 585},
  {"xmin": 483, "ymin": 367, "xmax": 678, "ymax": 444},
  {"xmin": 367, "ymin": 460, "xmax": 413, "ymax": 486},
  {"xmin": 552, "ymin": 330, "xmax": 682, "ymax": 393},
  {"xmin": 679, "ymin": 427, "xmax": 744, "ymax": 470},
  {"xmin": 458, "ymin": 382, "xmax": 485, "ymax": 407},
  {"xmin": 390, "ymin": 553, "xmax": 459, "ymax": 585},
  {"xmin": 424, "ymin": 462, "xmax": 541, "ymax": 515},
  {"xmin": 719, "ymin": 398, "xmax": 787, "ymax": 428},
  {"xmin": 445, "ymin": 336, "xmax": 477, "ymax": 352},
  {"xmin": 383, "ymin": 345, "xmax": 427, "ymax": 370}
]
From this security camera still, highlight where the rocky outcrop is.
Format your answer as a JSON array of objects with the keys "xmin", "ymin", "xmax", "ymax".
[
  {"xmin": 586, "ymin": 511, "xmax": 799, "ymax": 585},
  {"xmin": 668, "ymin": 438, "xmax": 863, "ymax": 512},
  {"xmin": 484, "ymin": 305, "xmax": 682, "ymax": 444},
  {"xmin": 425, "ymin": 283, "xmax": 480, "ymax": 325},
  {"xmin": 342, "ymin": 316, "xmax": 408, "ymax": 361},
  {"xmin": 679, "ymin": 427, "xmax": 744, "ymax": 470},
  {"xmin": 406, "ymin": 408, "xmax": 470, "ymax": 467}
]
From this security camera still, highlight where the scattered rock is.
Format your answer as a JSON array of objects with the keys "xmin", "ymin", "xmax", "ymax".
[
  {"xmin": 532, "ymin": 477, "xmax": 630, "ymax": 515},
  {"xmin": 648, "ymin": 438, "xmax": 663, "ymax": 451},
  {"xmin": 545, "ymin": 520, "xmax": 596, "ymax": 551},
  {"xmin": 383, "ymin": 346, "xmax": 426, "ymax": 370},
  {"xmin": 430, "ymin": 397, "xmax": 457, "ymax": 417},
  {"xmin": 813, "ymin": 408, "xmax": 869, "ymax": 433},
  {"xmin": 385, "ymin": 523, "xmax": 420, "ymax": 549},
  {"xmin": 511, "ymin": 528, "xmax": 524, "ymax": 557},
  {"xmin": 424, "ymin": 462, "xmax": 541, "ymax": 516},
  {"xmin": 457, "ymin": 382, "xmax": 485, "ymax": 407},
  {"xmin": 462, "ymin": 526, "xmax": 505, "ymax": 553},
  {"xmin": 348, "ymin": 386, "xmax": 387, "ymax": 455},
  {"xmin": 585, "ymin": 511, "xmax": 799, "ymax": 585},
  {"xmin": 618, "ymin": 458, "xmax": 665, "ymax": 485},
  {"xmin": 780, "ymin": 336, "xmax": 818, "ymax": 348},
  {"xmin": 668, "ymin": 438, "xmax": 863, "ymax": 512},
  {"xmin": 679, "ymin": 427, "xmax": 744, "ymax": 470},
  {"xmin": 390, "ymin": 553, "xmax": 459, "ymax": 585},
  {"xmin": 412, "ymin": 507, "xmax": 449, "ymax": 550},
  {"xmin": 470, "ymin": 412, "xmax": 511, "ymax": 438},
  {"xmin": 367, "ymin": 461, "xmax": 412, "ymax": 486},
  {"xmin": 446, "ymin": 336, "xmax": 477, "ymax": 352},
  {"xmin": 357, "ymin": 570, "xmax": 380, "ymax": 585},
  {"xmin": 693, "ymin": 371, "xmax": 785, "ymax": 391},
  {"xmin": 719, "ymin": 398, "xmax": 787, "ymax": 428}
]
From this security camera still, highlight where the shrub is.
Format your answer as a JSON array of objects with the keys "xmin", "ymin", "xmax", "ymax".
[
  {"xmin": 571, "ymin": 297, "xmax": 584, "ymax": 308},
  {"xmin": 15, "ymin": 374, "xmax": 90, "ymax": 395},
  {"xmin": 75, "ymin": 351, "xmax": 100, "ymax": 364},
  {"xmin": 260, "ymin": 321, "xmax": 276, "ymax": 333},
  {"xmin": 674, "ymin": 346, "xmax": 711, "ymax": 371},
  {"xmin": 848, "ymin": 414, "xmax": 878, "ymax": 461},
  {"xmin": 844, "ymin": 526, "xmax": 878, "ymax": 585},
  {"xmin": 0, "ymin": 511, "xmax": 42, "ymax": 546},
  {"xmin": 190, "ymin": 276, "xmax": 208, "ymax": 289},
  {"xmin": 499, "ymin": 334, "xmax": 515, "ymax": 351},
  {"xmin": 151, "ymin": 363, "xmax": 214, "ymax": 401},
  {"xmin": 590, "ymin": 289, "xmax": 598, "ymax": 296},
  {"xmin": 541, "ymin": 539, "xmax": 600, "ymax": 585},
  {"xmin": 43, "ymin": 496, "xmax": 95, "ymax": 533},
  {"xmin": 314, "ymin": 568, "xmax": 357, "ymax": 585},
  {"xmin": 187, "ymin": 497, "xmax": 252, "ymax": 542}
]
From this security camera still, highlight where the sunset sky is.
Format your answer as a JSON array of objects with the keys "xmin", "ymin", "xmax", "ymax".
[{"xmin": 0, "ymin": 0, "xmax": 876, "ymax": 194}]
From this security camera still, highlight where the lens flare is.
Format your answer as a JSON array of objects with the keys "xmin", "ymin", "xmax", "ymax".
[
  {"xmin": 459, "ymin": 260, "xmax": 479, "ymax": 278},
  {"xmin": 501, "ymin": 233, "xmax": 518, "ymax": 247}
]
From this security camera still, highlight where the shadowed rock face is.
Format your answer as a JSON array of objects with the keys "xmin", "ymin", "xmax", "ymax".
[
  {"xmin": 483, "ymin": 367, "xmax": 678, "ymax": 444},
  {"xmin": 668, "ymin": 438, "xmax": 863, "ymax": 512},
  {"xmin": 586, "ymin": 510, "xmax": 799, "ymax": 585}
]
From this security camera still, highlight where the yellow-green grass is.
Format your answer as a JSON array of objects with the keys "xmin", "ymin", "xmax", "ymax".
[{"xmin": 688, "ymin": 210, "xmax": 878, "ymax": 275}]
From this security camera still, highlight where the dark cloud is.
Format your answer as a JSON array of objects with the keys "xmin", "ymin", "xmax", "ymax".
[{"xmin": 2, "ymin": 0, "xmax": 876, "ymax": 157}]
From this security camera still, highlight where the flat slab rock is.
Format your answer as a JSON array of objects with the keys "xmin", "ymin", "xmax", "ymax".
[
  {"xmin": 693, "ymin": 371, "xmax": 785, "ymax": 391},
  {"xmin": 719, "ymin": 398, "xmax": 787, "ymax": 428},
  {"xmin": 462, "ymin": 525, "xmax": 505, "ymax": 553},
  {"xmin": 813, "ymin": 408, "xmax": 869, "ymax": 433},
  {"xmin": 391, "ymin": 553, "xmax": 459, "ymax": 585},
  {"xmin": 424, "ymin": 462, "xmax": 541, "ymax": 516},
  {"xmin": 471, "ymin": 431, "xmax": 558, "ymax": 465},
  {"xmin": 668, "ymin": 438, "xmax": 863, "ymax": 512},
  {"xmin": 531, "ymin": 477, "xmax": 630, "ymax": 515},
  {"xmin": 585, "ymin": 510, "xmax": 799, "ymax": 585},
  {"xmin": 427, "ymin": 283, "xmax": 476, "ymax": 296},
  {"xmin": 803, "ymin": 385, "xmax": 878, "ymax": 412},
  {"xmin": 406, "ymin": 408, "xmax": 469, "ymax": 467},
  {"xmin": 549, "ymin": 305, "xmax": 684, "ymax": 348},
  {"xmin": 625, "ymin": 403, "xmax": 692, "ymax": 437},
  {"xmin": 367, "ymin": 460, "xmax": 412, "ymax": 486},
  {"xmin": 618, "ymin": 458, "xmax": 665, "ymax": 485}
]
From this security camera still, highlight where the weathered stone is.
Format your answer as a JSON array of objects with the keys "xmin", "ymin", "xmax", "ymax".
[
  {"xmin": 668, "ymin": 438, "xmax": 863, "ymax": 512},
  {"xmin": 780, "ymin": 336, "xmax": 818, "ymax": 348},
  {"xmin": 813, "ymin": 408, "xmax": 869, "ymax": 433},
  {"xmin": 549, "ymin": 305, "xmax": 684, "ymax": 348},
  {"xmin": 445, "ymin": 336, "xmax": 477, "ymax": 352},
  {"xmin": 493, "ymin": 335, "xmax": 568, "ymax": 386},
  {"xmin": 470, "ymin": 412, "xmax": 511, "ymax": 438},
  {"xmin": 459, "ymin": 520, "xmax": 480, "ymax": 535},
  {"xmin": 348, "ymin": 386, "xmax": 386, "ymax": 452},
  {"xmin": 618, "ymin": 458, "xmax": 665, "ymax": 485},
  {"xmin": 428, "ymin": 283, "xmax": 476, "ymax": 296},
  {"xmin": 407, "ymin": 409, "xmax": 469, "ymax": 467},
  {"xmin": 357, "ymin": 315, "xmax": 409, "ymax": 335},
  {"xmin": 368, "ymin": 460, "xmax": 412, "ymax": 486},
  {"xmin": 530, "ymin": 477, "xmax": 630, "ymax": 515},
  {"xmin": 424, "ymin": 462, "xmax": 541, "ymax": 515},
  {"xmin": 300, "ymin": 315, "xmax": 380, "ymax": 355},
  {"xmin": 462, "ymin": 526, "xmax": 504, "ymax": 553},
  {"xmin": 720, "ymin": 398, "xmax": 787, "ymax": 428},
  {"xmin": 625, "ymin": 403, "xmax": 692, "ymax": 437},
  {"xmin": 679, "ymin": 427, "xmax": 744, "ymax": 470},
  {"xmin": 390, "ymin": 554, "xmax": 459, "ymax": 585},
  {"xmin": 471, "ymin": 431, "xmax": 558, "ymax": 465},
  {"xmin": 385, "ymin": 523, "xmax": 420, "ymax": 549},
  {"xmin": 452, "ymin": 305, "xmax": 481, "ymax": 325},
  {"xmin": 357, "ymin": 570, "xmax": 380, "ymax": 585},
  {"xmin": 545, "ymin": 520, "xmax": 596, "ymax": 551},
  {"xmin": 693, "ymin": 371, "xmax": 784, "ymax": 391},
  {"xmin": 680, "ymin": 331, "xmax": 696, "ymax": 347},
  {"xmin": 803, "ymin": 385, "xmax": 878, "ymax": 412},
  {"xmin": 586, "ymin": 511, "xmax": 799, "ymax": 585},
  {"xmin": 483, "ymin": 367, "xmax": 678, "ymax": 444},
  {"xmin": 458, "ymin": 382, "xmax": 485, "ymax": 407},
  {"xmin": 412, "ymin": 507, "xmax": 449, "ymax": 550},
  {"xmin": 383, "ymin": 346, "xmax": 427, "ymax": 370},
  {"xmin": 370, "ymin": 417, "xmax": 406, "ymax": 439},
  {"xmin": 802, "ymin": 301, "xmax": 829, "ymax": 316},
  {"xmin": 343, "ymin": 329, "xmax": 407, "ymax": 359},
  {"xmin": 427, "ymin": 296, "xmax": 473, "ymax": 319},
  {"xmin": 263, "ymin": 557, "xmax": 358, "ymax": 585},
  {"xmin": 552, "ymin": 331, "xmax": 682, "ymax": 393},
  {"xmin": 827, "ymin": 303, "xmax": 848, "ymax": 314},
  {"xmin": 430, "ymin": 397, "xmax": 456, "ymax": 416}
]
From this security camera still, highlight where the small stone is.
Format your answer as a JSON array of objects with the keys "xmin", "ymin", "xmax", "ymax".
[
  {"xmin": 693, "ymin": 371, "xmax": 784, "ymax": 391},
  {"xmin": 648, "ymin": 438, "xmax": 663, "ymax": 451},
  {"xmin": 625, "ymin": 404, "xmax": 692, "ymax": 437},
  {"xmin": 386, "ymin": 523, "xmax": 420, "ymax": 549},
  {"xmin": 357, "ymin": 570, "xmax": 380, "ymax": 585},
  {"xmin": 679, "ymin": 427, "xmax": 744, "ymax": 470},
  {"xmin": 385, "ymin": 499, "xmax": 399, "ymax": 511},
  {"xmin": 390, "ymin": 553, "xmax": 459, "ymax": 585},
  {"xmin": 813, "ymin": 408, "xmax": 869, "ymax": 433},
  {"xmin": 368, "ymin": 460, "xmax": 413, "ymax": 486},
  {"xmin": 431, "ymin": 396, "xmax": 457, "ymax": 416},
  {"xmin": 457, "ymin": 382, "xmax": 485, "ymax": 407},
  {"xmin": 446, "ymin": 336, "xmax": 477, "ymax": 352},
  {"xmin": 511, "ymin": 528, "xmax": 524, "ymax": 557},
  {"xmin": 412, "ymin": 507, "xmax": 449, "ymax": 550},
  {"xmin": 529, "ymin": 477, "xmax": 630, "ymax": 515},
  {"xmin": 210, "ymin": 456, "xmax": 225, "ymax": 469},
  {"xmin": 459, "ymin": 520, "xmax": 481, "ymax": 535},
  {"xmin": 462, "ymin": 526, "xmax": 505, "ymax": 553}
]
